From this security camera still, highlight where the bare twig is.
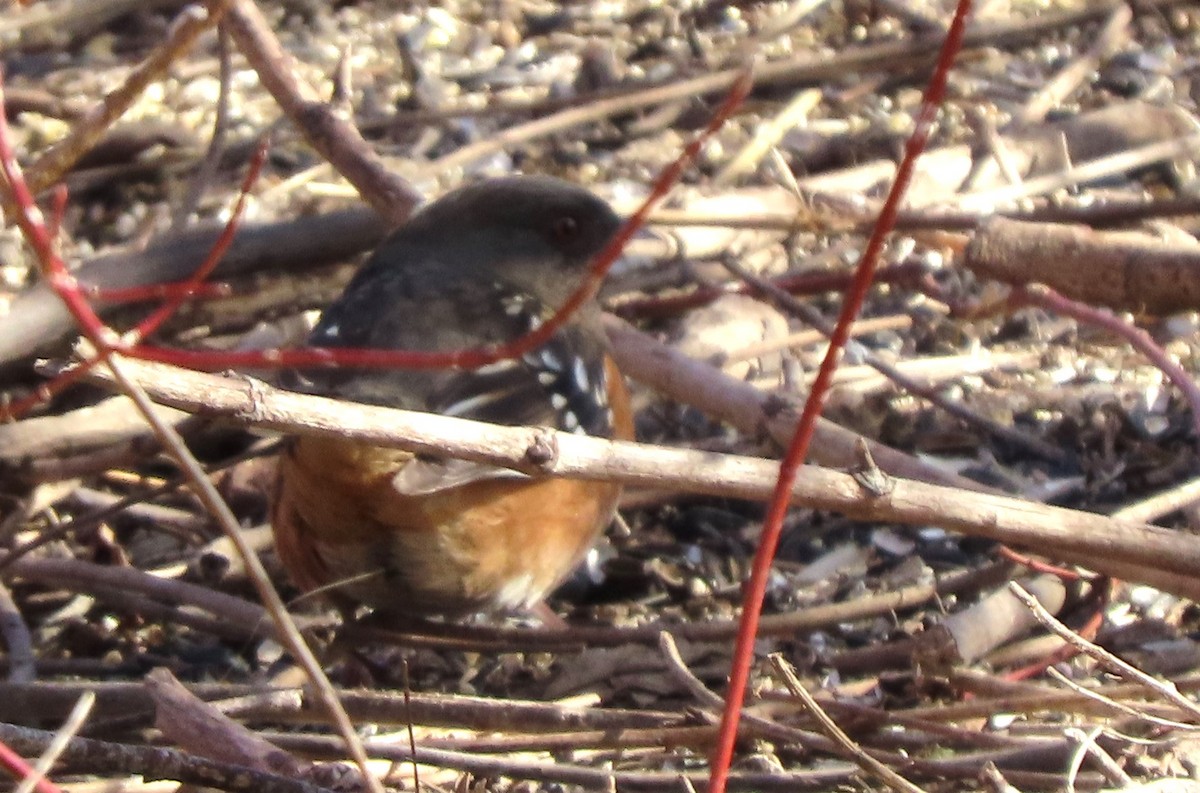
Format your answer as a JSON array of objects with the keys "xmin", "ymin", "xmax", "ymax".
[
  {"xmin": 15, "ymin": 692, "xmax": 94, "ymax": 793},
  {"xmin": 171, "ymin": 22, "xmax": 235, "ymax": 230},
  {"xmin": 1045, "ymin": 668, "xmax": 1199, "ymax": 731},
  {"xmin": 720, "ymin": 254, "xmax": 1068, "ymax": 463},
  {"xmin": 1014, "ymin": 284, "xmax": 1200, "ymax": 449},
  {"xmin": 1009, "ymin": 582, "xmax": 1200, "ymax": 723},
  {"xmin": 0, "ymin": 723, "xmax": 335, "ymax": 793},
  {"xmin": 957, "ymin": 132, "xmax": 1200, "ymax": 211},
  {"xmin": 1015, "ymin": 4, "xmax": 1132, "ymax": 126},
  {"xmin": 79, "ymin": 355, "xmax": 1200, "ymax": 598},
  {"xmin": 4, "ymin": 556, "xmax": 305, "ymax": 639},
  {"xmin": 15, "ymin": 1, "xmax": 230, "ymax": 204},
  {"xmin": 1113, "ymin": 475, "xmax": 1200, "ymax": 525},
  {"xmin": 769, "ymin": 654, "xmax": 925, "ymax": 793},
  {"xmin": 222, "ymin": 0, "xmax": 420, "ymax": 224}
]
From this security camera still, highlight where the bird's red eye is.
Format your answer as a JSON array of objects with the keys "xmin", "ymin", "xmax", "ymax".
[{"xmin": 553, "ymin": 215, "xmax": 580, "ymax": 241}]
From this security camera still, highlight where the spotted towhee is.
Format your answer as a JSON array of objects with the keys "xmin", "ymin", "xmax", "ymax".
[{"xmin": 271, "ymin": 176, "xmax": 633, "ymax": 617}]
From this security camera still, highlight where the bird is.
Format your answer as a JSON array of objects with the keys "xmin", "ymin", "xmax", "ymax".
[{"xmin": 270, "ymin": 175, "xmax": 633, "ymax": 619}]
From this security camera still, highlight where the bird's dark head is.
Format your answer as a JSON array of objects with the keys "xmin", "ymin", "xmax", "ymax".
[{"xmin": 398, "ymin": 176, "xmax": 622, "ymax": 306}]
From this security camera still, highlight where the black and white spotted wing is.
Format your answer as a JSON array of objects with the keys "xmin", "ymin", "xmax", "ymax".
[
  {"xmin": 284, "ymin": 277, "xmax": 617, "ymax": 495},
  {"xmin": 425, "ymin": 290, "xmax": 616, "ymax": 438}
]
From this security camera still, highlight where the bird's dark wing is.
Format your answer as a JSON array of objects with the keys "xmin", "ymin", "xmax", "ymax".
[{"xmin": 285, "ymin": 255, "xmax": 618, "ymax": 496}]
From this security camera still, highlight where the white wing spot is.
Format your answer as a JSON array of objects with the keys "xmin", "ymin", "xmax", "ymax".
[
  {"xmin": 550, "ymin": 393, "xmax": 568, "ymax": 410},
  {"xmin": 537, "ymin": 371, "xmax": 556, "ymax": 386},
  {"xmin": 500, "ymin": 291, "xmax": 528, "ymax": 316},
  {"xmin": 476, "ymin": 359, "xmax": 518, "ymax": 376},
  {"xmin": 324, "ymin": 324, "xmax": 340, "ymax": 338},
  {"xmin": 443, "ymin": 391, "xmax": 509, "ymax": 417},
  {"xmin": 562, "ymin": 411, "xmax": 579, "ymax": 431},
  {"xmin": 572, "ymin": 357, "xmax": 589, "ymax": 390}
]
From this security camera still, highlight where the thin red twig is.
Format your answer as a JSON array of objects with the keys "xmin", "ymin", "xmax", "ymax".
[
  {"xmin": 0, "ymin": 87, "xmax": 114, "ymax": 361},
  {"xmin": 996, "ymin": 546, "xmax": 1085, "ymax": 580},
  {"xmin": 706, "ymin": 5, "xmax": 973, "ymax": 792},
  {"xmin": 1011, "ymin": 284, "xmax": 1200, "ymax": 449},
  {"xmin": 87, "ymin": 281, "xmax": 232, "ymax": 304},
  {"xmin": 1, "ymin": 362, "xmax": 98, "ymax": 422},
  {"xmin": 130, "ymin": 136, "xmax": 269, "ymax": 342},
  {"xmin": 0, "ymin": 74, "xmax": 125, "ymax": 424},
  {"xmin": 1005, "ymin": 597, "xmax": 1106, "ymax": 681}
]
